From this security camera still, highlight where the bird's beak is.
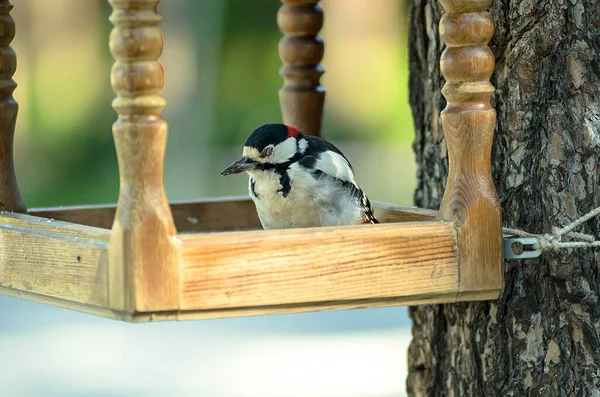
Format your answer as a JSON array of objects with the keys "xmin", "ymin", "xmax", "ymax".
[{"xmin": 220, "ymin": 156, "xmax": 257, "ymax": 176}]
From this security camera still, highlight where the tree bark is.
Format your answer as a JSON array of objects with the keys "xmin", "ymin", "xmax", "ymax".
[{"xmin": 407, "ymin": 0, "xmax": 600, "ymax": 395}]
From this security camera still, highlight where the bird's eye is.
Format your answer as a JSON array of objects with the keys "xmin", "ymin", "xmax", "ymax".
[{"xmin": 261, "ymin": 146, "xmax": 273, "ymax": 157}]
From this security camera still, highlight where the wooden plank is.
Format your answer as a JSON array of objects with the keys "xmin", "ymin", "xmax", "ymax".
[
  {"xmin": 29, "ymin": 197, "xmax": 437, "ymax": 232},
  {"xmin": 122, "ymin": 293, "xmax": 460, "ymax": 322},
  {"xmin": 171, "ymin": 197, "xmax": 261, "ymax": 232},
  {"xmin": 29, "ymin": 198, "xmax": 258, "ymax": 232},
  {"xmin": 107, "ymin": 0, "xmax": 181, "ymax": 312},
  {"xmin": 438, "ymin": 0, "xmax": 503, "ymax": 299},
  {"xmin": 0, "ymin": 212, "xmax": 110, "ymax": 308},
  {"xmin": 28, "ymin": 197, "xmax": 260, "ymax": 232},
  {"xmin": 29, "ymin": 203, "xmax": 116, "ymax": 230},
  {"xmin": 0, "ymin": 287, "xmax": 132, "ymax": 321},
  {"xmin": 178, "ymin": 221, "xmax": 459, "ymax": 311},
  {"xmin": 372, "ymin": 201, "xmax": 437, "ymax": 222}
]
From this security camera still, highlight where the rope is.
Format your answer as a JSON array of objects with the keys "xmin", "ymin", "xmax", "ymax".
[{"xmin": 502, "ymin": 205, "xmax": 600, "ymax": 252}]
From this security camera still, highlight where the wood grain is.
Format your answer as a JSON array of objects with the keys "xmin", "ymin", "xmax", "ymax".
[
  {"xmin": 179, "ymin": 221, "xmax": 459, "ymax": 311},
  {"xmin": 120, "ymin": 294, "xmax": 461, "ymax": 322},
  {"xmin": 28, "ymin": 197, "xmax": 260, "ymax": 232},
  {"xmin": 0, "ymin": 213, "xmax": 109, "ymax": 307},
  {"xmin": 372, "ymin": 201, "xmax": 437, "ymax": 223},
  {"xmin": 108, "ymin": 0, "xmax": 181, "ymax": 312},
  {"xmin": 0, "ymin": 1, "xmax": 25, "ymax": 212},
  {"xmin": 0, "ymin": 286, "xmax": 135, "ymax": 321},
  {"xmin": 438, "ymin": 0, "xmax": 503, "ymax": 298},
  {"xmin": 278, "ymin": 0, "xmax": 325, "ymax": 136},
  {"xmin": 29, "ymin": 197, "xmax": 437, "ymax": 231}
]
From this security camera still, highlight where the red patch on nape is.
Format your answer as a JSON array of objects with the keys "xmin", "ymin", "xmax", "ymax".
[{"xmin": 285, "ymin": 125, "xmax": 301, "ymax": 138}]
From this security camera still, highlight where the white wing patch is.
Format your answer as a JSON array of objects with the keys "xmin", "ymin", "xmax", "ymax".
[{"xmin": 315, "ymin": 151, "xmax": 358, "ymax": 187}]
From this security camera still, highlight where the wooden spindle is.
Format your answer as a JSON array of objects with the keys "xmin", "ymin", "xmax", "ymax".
[
  {"xmin": 277, "ymin": 0, "xmax": 325, "ymax": 137},
  {"xmin": 107, "ymin": 0, "xmax": 180, "ymax": 312},
  {"xmin": 0, "ymin": 1, "xmax": 25, "ymax": 212},
  {"xmin": 438, "ymin": 0, "xmax": 502, "ymax": 298}
]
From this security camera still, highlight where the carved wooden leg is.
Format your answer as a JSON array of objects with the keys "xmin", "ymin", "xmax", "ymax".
[
  {"xmin": 277, "ymin": 0, "xmax": 325, "ymax": 137},
  {"xmin": 108, "ymin": 0, "xmax": 180, "ymax": 312},
  {"xmin": 0, "ymin": 1, "xmax": 25, "ymax": 212},
  {"xmin": 438, "ymin": 0, "xmax": 503, "ymax": 299}
]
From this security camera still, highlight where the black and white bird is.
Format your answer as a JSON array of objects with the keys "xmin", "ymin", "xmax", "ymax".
[{"xmin": 220, "ymin": 123, "xmax": 378, "ymax": 229}]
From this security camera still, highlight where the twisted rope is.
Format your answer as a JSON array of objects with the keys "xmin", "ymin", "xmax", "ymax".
[{"xmin": 502, "ymin": 205, "xmax": 600, "ymax": 252}]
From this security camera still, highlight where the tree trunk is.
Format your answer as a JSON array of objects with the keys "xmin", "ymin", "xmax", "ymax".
[{"xmin": 407, "ymin": 0, "xmax": 600, "ymax": 395}]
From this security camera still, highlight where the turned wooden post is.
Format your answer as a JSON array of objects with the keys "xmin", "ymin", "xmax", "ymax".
[
  {"xmin": 438, "ymin": 0, "xmax": 503, "ymax": 299},
  {"xmin": 108, "ymin": 0, "xmax": 180, "ymax": 312},
  {"xmin": 0, "ymin": 1, "xmax": 25, "ymax": 213},
  {"xmin": 277, "ymin": 0, "xmax": 324, "ymax": 137}
]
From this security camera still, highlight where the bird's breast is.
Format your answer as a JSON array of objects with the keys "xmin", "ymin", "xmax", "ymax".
[
  {"xmin": 248, "ymin": 169, "xmax": 320, "ymax": 229},
  {"xmin": 247, "ymin": 166, "xmax": 363, "ymax": 229}
]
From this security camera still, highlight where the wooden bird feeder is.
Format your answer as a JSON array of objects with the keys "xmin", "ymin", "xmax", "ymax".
[{"xmin": 0, "ymin": 0, "xmax": 503, "ymax": 322}]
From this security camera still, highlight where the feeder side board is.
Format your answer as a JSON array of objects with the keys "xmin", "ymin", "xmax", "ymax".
[
  {"xmin": 29, "ymin": 198, "xmax": 438, "ymax": 232},
  {"xmin": 107, "ymin": 0, "xmax": 181, "ymax": 312},
  {"xmin": 158, "ymin": 295, "xmax": 460, "ymax": 322},
  {"xmin": 0, "ymin": 1, "xmax": 25, "ymax": 212},
  {"xmin": 29, "ymin": 198, "xmax": 261, "ymax": 232},
  {"xmin": 179, "ymin": 221, "xmax": 458, "ymax": 311},
  {"xmin": 438, "ymin": 0, "xmax": 503, "ymax": 299},
  {"xmin": 0, "ymin": 213, "xmax": 110, "ymax": 308},
  {"xmin": 278, "ymin": 0, "xmax": 325, "ymax": 137}
]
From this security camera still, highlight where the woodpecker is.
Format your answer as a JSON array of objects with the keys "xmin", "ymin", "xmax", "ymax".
[{"xmin": 220, "ymin": 123, "xmax": 378, "ymax": 230}]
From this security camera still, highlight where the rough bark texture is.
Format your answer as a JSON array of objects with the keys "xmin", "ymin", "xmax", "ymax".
[{"xmin": 408, "ymin": 0, "xmax": 600, "ymax": 396}]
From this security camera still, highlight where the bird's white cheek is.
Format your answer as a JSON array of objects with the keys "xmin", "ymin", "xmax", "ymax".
[{"xmin": 271, "ymin": 137, "xmax": 297, "ymax": 163}]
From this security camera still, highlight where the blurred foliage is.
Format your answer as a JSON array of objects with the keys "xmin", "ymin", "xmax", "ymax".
[{"xmin": 213, "ymin": 0, "xmax": 282, "ymax": 146}]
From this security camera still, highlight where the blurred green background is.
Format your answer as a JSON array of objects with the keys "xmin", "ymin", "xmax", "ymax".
[{"xmin": 12, "ymin": 0, "xmax": 416, "ymax": 210}]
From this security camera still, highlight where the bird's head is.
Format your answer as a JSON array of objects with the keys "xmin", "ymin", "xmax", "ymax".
[{"xmin": 220, "ymin": 123, "xmax": 307, "ymax": 176}]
